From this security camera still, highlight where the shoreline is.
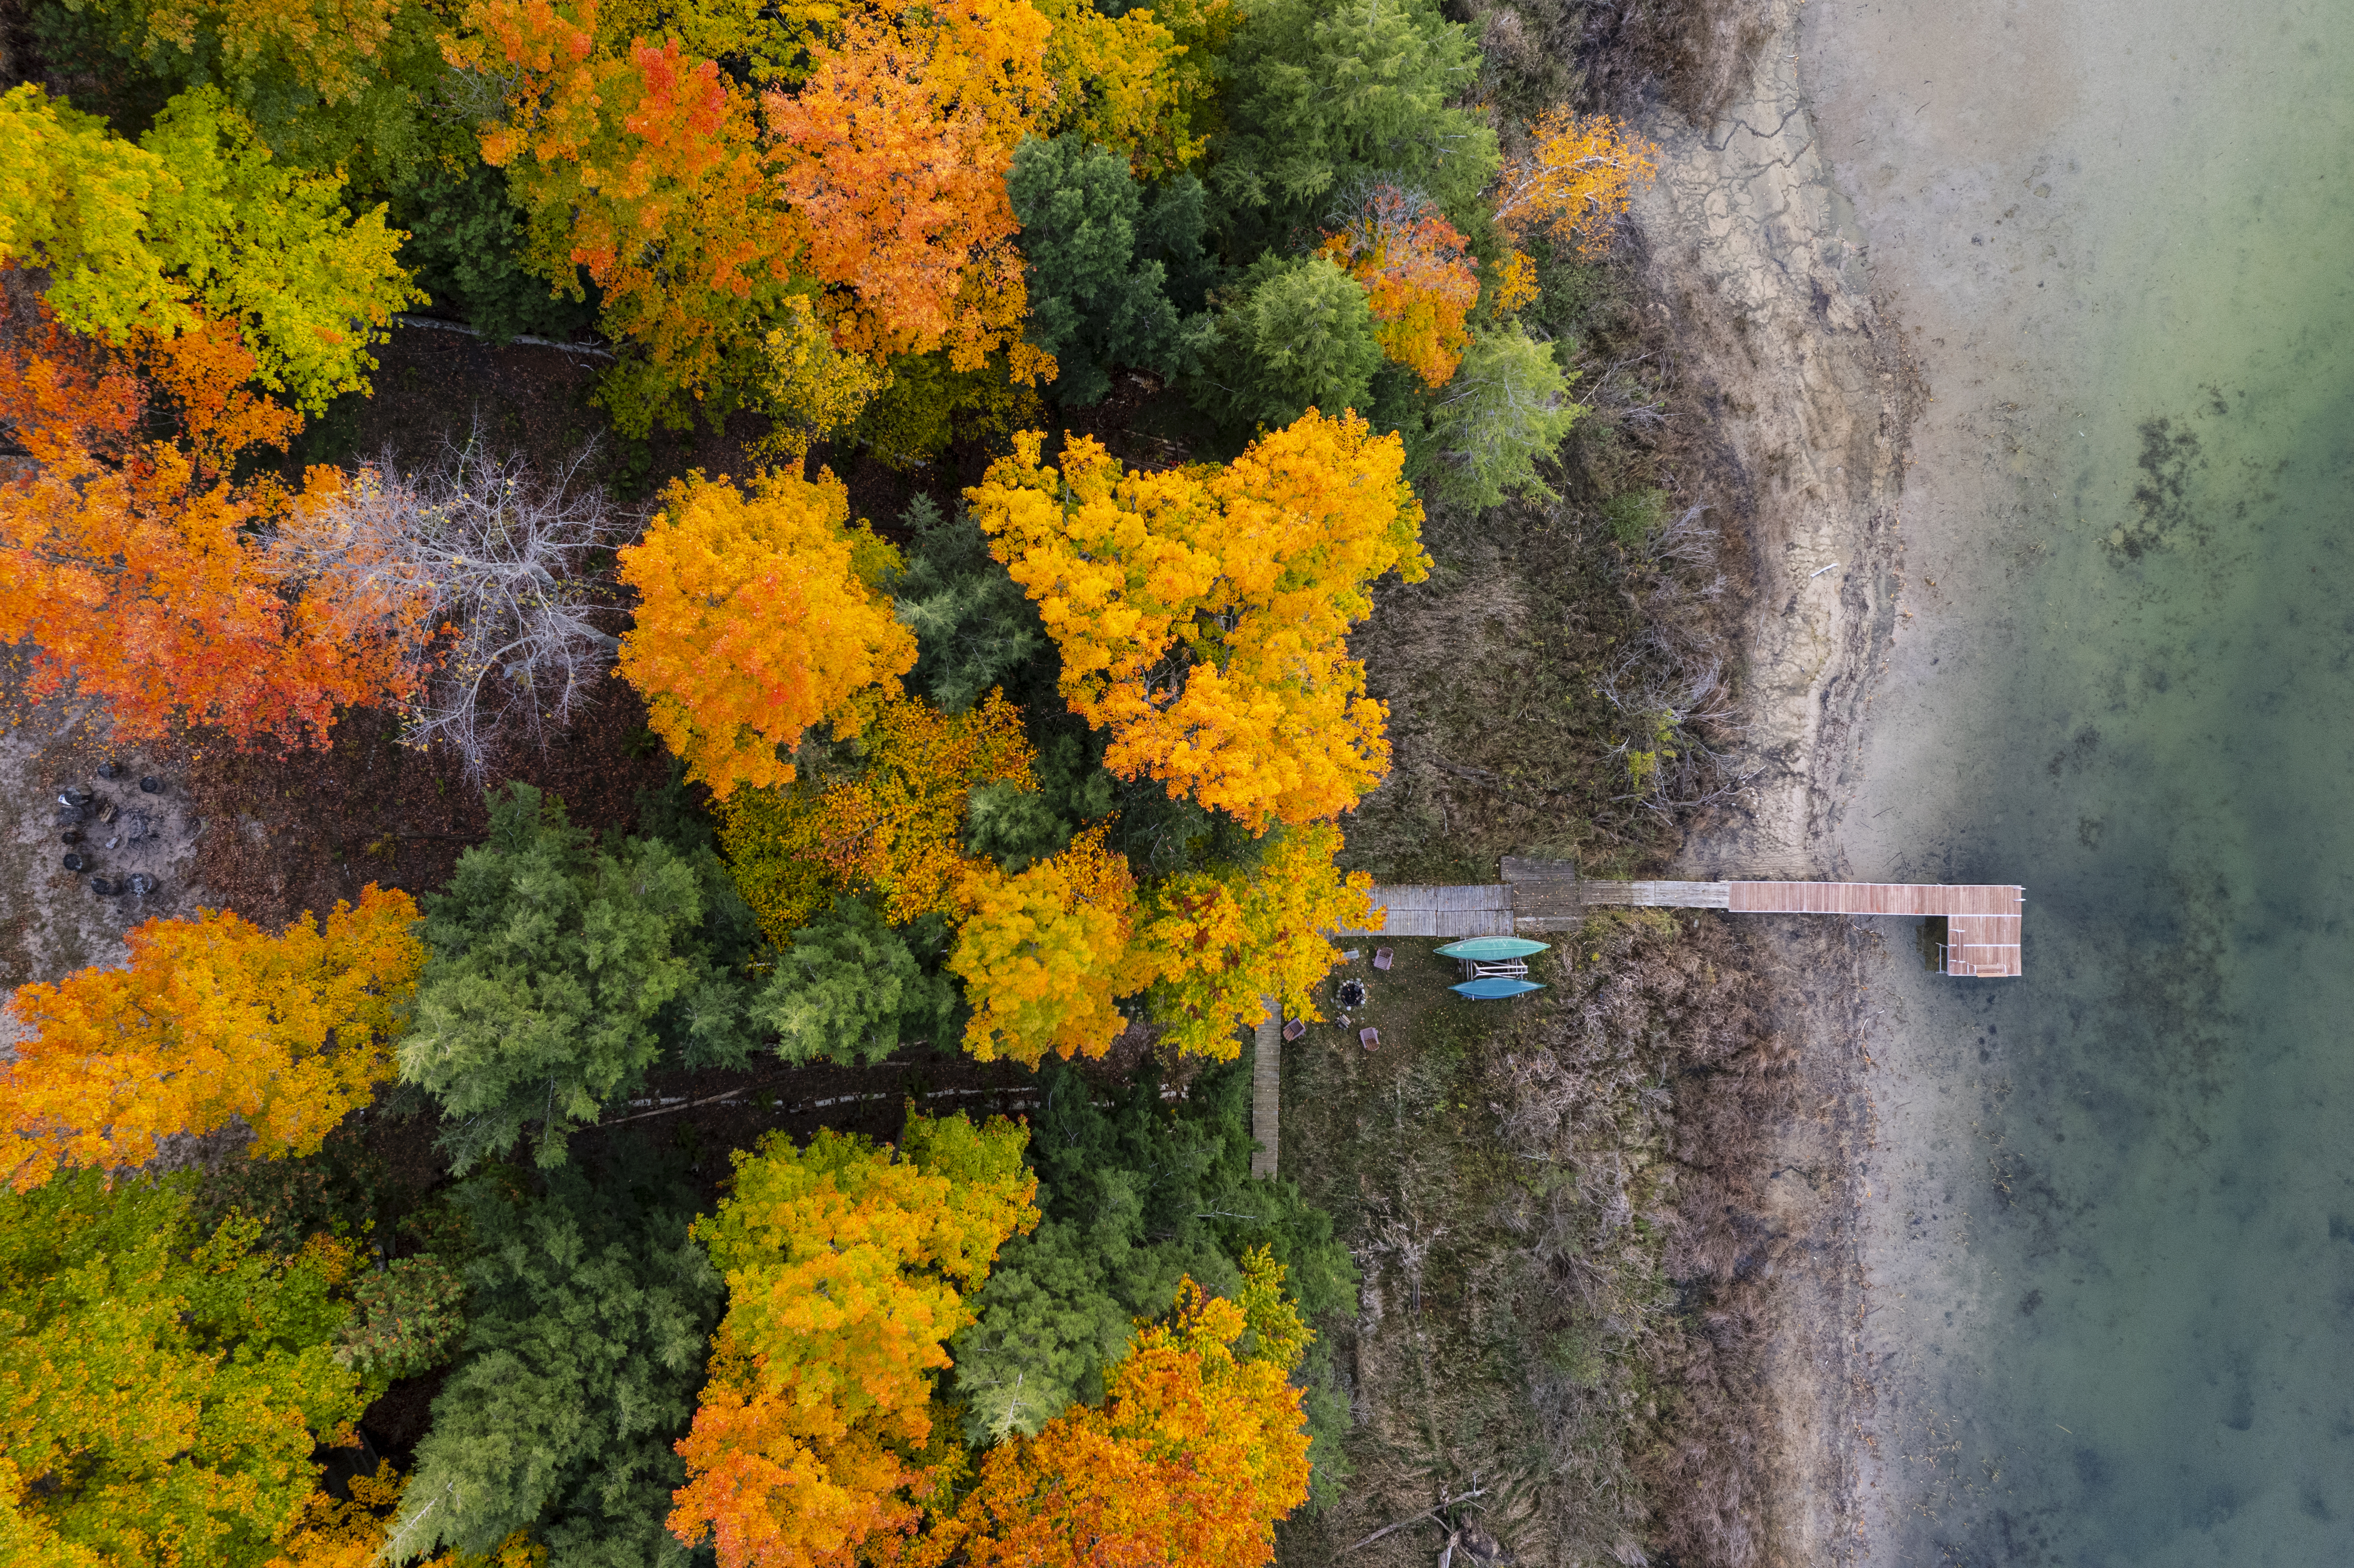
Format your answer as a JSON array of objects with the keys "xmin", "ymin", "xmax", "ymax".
[{"xmin": 1625, "ymin": 0, "xmax": 1919, "ymax": 1558}]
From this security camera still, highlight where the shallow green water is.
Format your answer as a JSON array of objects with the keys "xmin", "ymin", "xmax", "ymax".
[{"xmin": 1819, "ymin": 1, "xmax": 2354, "ymax": 1561}]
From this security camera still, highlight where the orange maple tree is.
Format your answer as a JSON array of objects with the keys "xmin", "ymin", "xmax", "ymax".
[
  {"xmin": 892, "ymin": 1248, "xmax": 1313, "ymax": 1568},
  {"xmin": 947, "ymin": 824, "xmax": 1149, "ymax": 1066},
  {"xmin": 1490, "ymin": 110, "xmax": 1661, "ymax": 257},
  {"xmin": 1134, "ymin": 823, "xmax": 1379, "ymax": 1060},
  {"xmin": 445, "ymin": 0, "xmax": 1067, "ymax": 430},
  {"xmin": 615, "ymin": 467, "xmax": 916, "ymax": 801},
  {"xmin": 764, "ymin": 0, "xmax": 1052, "ymax": 383},
  {"xmin": 0, "ymin": 883, "xmax": 423, "ymax": 1192},
  {"xmin": 668, "ymin": 1112, "xmax": 1038, "ymax": 1568},
  {"xmin": 0, "ymin": 300, "xmax": 426, "ymax": 747},
  {"xmin": 968, "ymin": 412, "xmax": 1430, "ymax": 830},
  {"xmin": 1319, "ymin": 185, "xmax": 1482, "ymax": 386}
]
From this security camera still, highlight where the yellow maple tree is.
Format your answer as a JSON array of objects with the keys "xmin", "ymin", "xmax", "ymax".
[
  {"xmin": 668, "ymin": 1112, "xmax": 1038, "ymax": 1568},
  {"xmin": 714, "ymin": 689, "xmax": 1037, "ymax": 942},
  {"xmin": 807, "ymin": 689, "xmax": 1038, "ymax": 923},
  {"xmin": 1134, "ymin": 823, "xmax": 1379, "ymax": 1060},
  {"xmin": 948, "ymin": 825, "xmax": 1148, "ymax": 1066},
  {"xmin": 968, "ymin": 411, "xmax": 1430, "ymax": 830},
  {"xmin": 1, "ymin": 885, "xmax": 423, "ymax": 1192},
  {"xmin": 0, "ymin": 84, "xmax": 418, "ymax": 412},
  {"xmin": 1492, "ymin": 247, "xmax": 1541, "ymax": 314},
  {"xmin": 1031, "ymin": 0, "xmax": 1231, "ymax": 176},
  {"xmin": 753, "ymin": 293, "xmax": 893, "ymax": 466},
  {"xmin": 1490, "ymin": 110, "xmax": 1661, "ymax": 258},
  {"xmin": 616, "ymin": 468, "xmax": 916, "ymax": 801},
  {"xmin": 890, "ymin": 1249, "xmax": 1313, "ymax": 1568}
]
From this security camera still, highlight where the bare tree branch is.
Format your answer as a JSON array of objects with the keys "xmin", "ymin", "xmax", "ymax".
[{"xmin": 275, "ymin": 423, "xmax": 634, "ymax": 780}]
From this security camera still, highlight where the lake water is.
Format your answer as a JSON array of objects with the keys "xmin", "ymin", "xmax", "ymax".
[{"xmin": 1805, "ymin": 0, "xmax": 2354, "ymax": 1561}]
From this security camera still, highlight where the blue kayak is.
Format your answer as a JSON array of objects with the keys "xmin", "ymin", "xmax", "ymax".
[
  {"xmin": 1433, "ymin": 937, "xmax": 1552, "ymax": 961},
  {"xmin": 1451, "ymin": 977, "xmax": 1545, "ymax": 1000}
]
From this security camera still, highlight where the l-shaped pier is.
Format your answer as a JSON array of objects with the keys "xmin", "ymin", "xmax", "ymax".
[{"xmin": 1341, "ymin": 858, "xmax": 2025, "ymax": 977}]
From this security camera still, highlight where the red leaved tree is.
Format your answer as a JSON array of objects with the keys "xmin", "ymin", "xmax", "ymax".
[{"xmin": 1319, "ymin": 185, "xmax": 1482, "ymax": 387}]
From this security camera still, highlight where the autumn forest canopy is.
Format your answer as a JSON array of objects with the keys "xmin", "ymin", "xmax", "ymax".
[{"xmin": 0, "ymin": 0, "xmax": 1662, "ymax": 1561}]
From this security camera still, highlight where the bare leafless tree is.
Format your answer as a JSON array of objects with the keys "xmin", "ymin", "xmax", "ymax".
[{"xmin": 277, "ymin": 425, "xmax": 631, "ymax": 779}]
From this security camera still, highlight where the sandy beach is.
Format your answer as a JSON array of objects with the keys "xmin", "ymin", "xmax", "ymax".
[{"xmin": 1622, "ymin": 0, "xmax": 1912, "ymax": 1556}]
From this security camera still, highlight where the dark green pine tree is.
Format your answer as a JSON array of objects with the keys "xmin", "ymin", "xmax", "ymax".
[
  {"xmin": 949, "ymin": 1061, "xmax": 1356, "ymax": 1488},
  {"xmin": 397, "ymin": 784, "xmax": 763, "ymax": 1171},
  {"xmin": 391, "ymin": 1136, "xmax": 722, "ymax": 1567}
]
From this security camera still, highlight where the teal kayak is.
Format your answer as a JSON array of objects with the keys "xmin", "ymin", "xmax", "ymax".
[
  {"xmin": 1434, "ymin": 937, "xmax": 1551, "ymax": 961},
  {"xmin": 1451, "ymin": 977, "xmax": 1545, "ymax": 1000}
]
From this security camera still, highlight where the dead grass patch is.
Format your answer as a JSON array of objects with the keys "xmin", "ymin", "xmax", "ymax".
[{"xmin": 1275, "ymin": 914, "xmax": 1789, "ymax": 1567}]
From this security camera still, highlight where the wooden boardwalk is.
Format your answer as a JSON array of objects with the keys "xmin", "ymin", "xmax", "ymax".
[
  {"xmin": 1337, "ymin": 883, "xmax": 1515, "ymax": 938},
  {"xmin": 1250, "ymin": 997, "xmax": 1281, "ymax": 1179},
  {"xmin": 1336, "ymin": 862, "xmax": 2025, "ymax": 977}
]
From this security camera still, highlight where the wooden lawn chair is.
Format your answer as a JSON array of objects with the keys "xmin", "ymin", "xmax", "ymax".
[
  {"xmin": 1359, "ymin": 1027, "xmax": 1380, "ymax": 1051},
  {"xmin": 1372, "ymin": 948, "xmax": 1394, "ymax": 971}
]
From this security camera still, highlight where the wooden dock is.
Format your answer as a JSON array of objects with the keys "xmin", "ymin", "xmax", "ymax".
[
  {"xmin": 1335, "ymin": 860, "xmax": 2024, "ymax": 977},
  {"xmin": 1724, "ymin": 880, "xmax": 2022, "ymax": 975}
]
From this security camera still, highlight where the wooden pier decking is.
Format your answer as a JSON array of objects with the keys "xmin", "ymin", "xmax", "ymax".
[{"xmin": 1334, "ymin": 862, "xmax": 2025, "ymax": 977}]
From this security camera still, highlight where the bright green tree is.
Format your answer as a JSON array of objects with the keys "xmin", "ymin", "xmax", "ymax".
[
  {"xmin": 0, "ymin": 1170, "xmax": 374, "ymax": 1567},
  {"xmin": 389, "ymin": 1139, "xmax": 722, "ymax": 1566},
  {"xmin": 0, "ymin": 83, "xmax": 418, "ymax": 410},
  {"xmin": 749, "ymin": 896, "xmax": 961, "ymax": 1065},
  {"xmin": 1198, "ymin": 255, "xmax": 1383, "ymax": 428},
  {"xmin": 1428, "ymin": 323, "xmax": 1585, "ymax": 508},
  {"xmin": 397, "ymin": 784, "xmax": 760, "ymax": 1172}
]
